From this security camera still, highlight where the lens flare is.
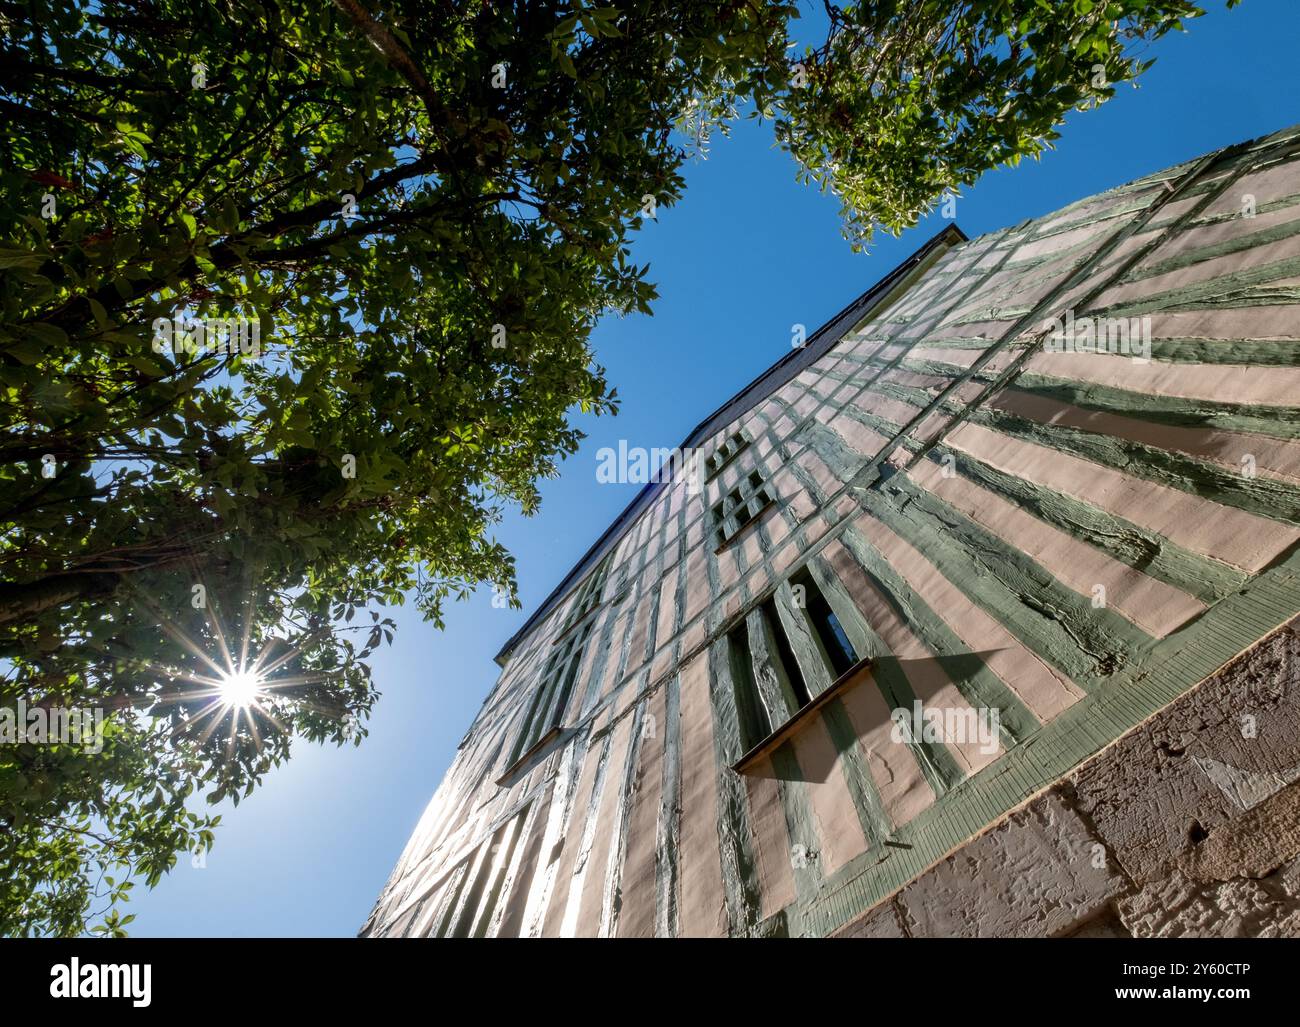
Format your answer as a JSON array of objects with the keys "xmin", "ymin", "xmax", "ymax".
[{"xmin": 217, "ymin": 669, "xmax": 263, "ymax": 709}]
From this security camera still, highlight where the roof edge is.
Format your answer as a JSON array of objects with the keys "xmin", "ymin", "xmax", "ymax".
[{"xmin": 493, "ymin": 223, "xmax": 968, "ymax": 665}]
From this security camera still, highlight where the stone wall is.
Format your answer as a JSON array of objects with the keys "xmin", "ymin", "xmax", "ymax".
[{"xmin": 835, "ymin": 621, "xmax": 1300, "ymax": 938}]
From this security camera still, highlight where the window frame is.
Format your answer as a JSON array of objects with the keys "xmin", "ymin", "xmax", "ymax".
[{"xmin": 725, "ymin": 572, "xmax": 874, "ymax": 773}]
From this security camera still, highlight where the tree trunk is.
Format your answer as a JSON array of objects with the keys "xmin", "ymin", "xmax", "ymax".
[{"xmin": 0, "ymin": 572, "xmax": 120, "ymax": 626}]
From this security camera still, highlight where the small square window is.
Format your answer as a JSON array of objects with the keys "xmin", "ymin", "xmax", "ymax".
[
  {"xmin": 705, "ymin": 431, "xmax": 750, "ymax": 481},
  {"xmin": 711, "ymin": 467, "xmax": 774, "ymax": 548}
]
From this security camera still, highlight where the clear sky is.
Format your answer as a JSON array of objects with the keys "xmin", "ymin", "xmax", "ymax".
[{"xmin": 125, "ymin": 0, "xmax": 1299, "ymax": 936}]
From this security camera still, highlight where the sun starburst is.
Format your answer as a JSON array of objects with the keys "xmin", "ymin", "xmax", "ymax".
[
  {"xmin": 122, "ymin": 578, "xmax": 345, "ymax": 753},
  {"xmin": 216, "ymin": 668, "xmax": 264, "ymax": 710}
]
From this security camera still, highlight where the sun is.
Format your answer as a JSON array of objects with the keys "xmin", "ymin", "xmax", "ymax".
[
  {"xmin": 217, "ymin": 668, "xmax": 264, "ymax": 709},
  {"xmin": 136, "ymin": 588, "xmax": 340, "ymax": 748}
]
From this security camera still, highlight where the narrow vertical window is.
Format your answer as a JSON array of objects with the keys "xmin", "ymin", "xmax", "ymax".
[
  {"xmin": 795, "ymin": 569, "xmax": 858, "ymax": 676},
  {"xmin": 506, "ymin": 555, "xmax": 614, "ymax": 770},
  {"xmin": 507, "ymin": 618, "xmax": 594, "ymax": 768},
  {"xmin": 727, "ymin": 571, "xmax": 865, "ymax": 758}
]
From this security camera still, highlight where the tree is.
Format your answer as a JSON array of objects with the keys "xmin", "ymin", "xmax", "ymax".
[
  {"xmin": 0, "ymin": 0, "xmax": 1221, "ymax": 935},
  {"xmin": 774, "ymin": 0, "xmax": 1234, "ymax": 248}
]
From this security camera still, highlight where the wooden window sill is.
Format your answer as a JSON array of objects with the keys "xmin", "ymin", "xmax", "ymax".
[
  {"xmin": 495, "ymin": 725, "xmax": 563, "ymax": 786},
  {"xmin": 704, "ymin": 440, "xmax": 751, "ymax": 482},
  {"xmin": 731, "ymin": 658, "xmax": 873, "ymax": 774},
  {"xmin": 713, "ymin": 497, "xmax": 776, "ymax": 554},
  {"xmin": 551, "ymin": 602, "xmax": 600, "ymax": 647}
]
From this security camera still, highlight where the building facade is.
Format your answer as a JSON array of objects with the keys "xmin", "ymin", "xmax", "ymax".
[{"xmin": 364, "ymin": 123, "xmax": 1300, "ymax": 938}]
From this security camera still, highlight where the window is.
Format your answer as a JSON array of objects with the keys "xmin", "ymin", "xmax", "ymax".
[
  {"xmin": 797, "ymin": 569, "xmax": 858, "ymax": 676},
  {"xmin": 505, "ymin": 556, "xmax": 615, "ymax": 772},
  {"xmin": 728, "ymin": 599, "xmax": 808, "ymax": 753},
  {"xmin": 727, "ymin": 572, "xmax": 866, "ymax": 759},
  {"xmin": 506, "ymin": 620, "xmax": 593, "ymax": 769},
  {"xmin": 705, "ymin": 430, "xmax": 750, "ymax": 481},
  {"xmin": 712, "ymin": 468, "xmax": 775, "ymax": 548},
  {"xmin": 558, "ymin": 553, "xmax": 612, "ymax": 636}
]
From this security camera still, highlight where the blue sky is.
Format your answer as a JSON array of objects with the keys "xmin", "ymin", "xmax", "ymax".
[{"xmin": 125, "ymin": 0, "xmax": 1299, "ymax": 936}]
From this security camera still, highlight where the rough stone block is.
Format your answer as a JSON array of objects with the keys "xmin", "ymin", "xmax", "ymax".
[
  {"xmin": 1118, "ymin": 864, "xmax": 1300, "ymax": 938},
  {"xmin": 1071, "ymin": 629, "xmax": 1300, "ymax": 885},
  {"xmin": 895, "ymin": 791, "xmax": 1127, "ymax": 938},
  {"xmin": 833, "ymin": 898, "xmax": 909, "ymax": 938}
]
